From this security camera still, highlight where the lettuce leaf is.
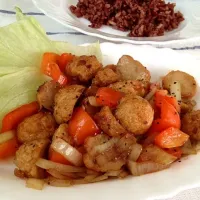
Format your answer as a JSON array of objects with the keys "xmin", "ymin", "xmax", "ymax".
[
  {"xmin": 0, "ymin": 68, "xmax": 47, "ymax": 121},
  {"xmin": 0, "ymin": 8, "xmax": 102, "ymax": 128}
]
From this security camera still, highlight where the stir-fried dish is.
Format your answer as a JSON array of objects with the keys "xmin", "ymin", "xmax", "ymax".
[{"xmin": 0, "ymin": 52, "xmax": 199, "ymax": 190}]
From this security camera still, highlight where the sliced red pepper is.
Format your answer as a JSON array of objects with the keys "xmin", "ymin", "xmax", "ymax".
[
  {"xmin": 68, "ymin": 107, "xmax": 100, "ymax": 145},
  {"xmin": 41, "ymin": 52, "xmax": 60, "ymax": 73},
  {"xmin": 155, "ymin": 90, "xmax": 180, "ymax": 113},
  {"xmin": 58, "ymin": 53, "xmax": 74, "ymax": 73},
  {"xmin": 0, "ymin": 137, "xmax": 18, "ymax": 159},
  {"xmin": 42, "ymin": 63, "xmax": 68, "ymax": 86},
  {"xmin": 96, "ymin": 87, "xmax": 124, "ymax": 107},
  {"xmin": 160, "ymin": 99, "xmax": 181, "ymax": 129},
  {"xmin": 155, "ymin": 127, "xmax": 189, "ymax": 148},
  {"xmin": 1, "ymin": 102, "xmax": 39, "ymax": 133},
  {"xmin": 41, "ymin": 53, "xmax": 68, "ymax": 86},
  {"xmin": 147, "ymin": 99, "xmax": 181, "ymax": 138},
  {"xmin": 49, "ymin": 148, "xmax": 71, "ymax": 165},
  {"xmin": 155, "ymin": 90, "xmax": 168, "ymax": 107}
]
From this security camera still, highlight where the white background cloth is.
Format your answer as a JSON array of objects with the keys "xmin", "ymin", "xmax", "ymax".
[{"xmin": 1, "ymin": 0, "xmax": 200, "ymax": 199}]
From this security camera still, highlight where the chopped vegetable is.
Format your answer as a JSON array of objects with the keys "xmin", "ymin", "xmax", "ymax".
[
  {"xmin": 26, "ymin": 178, "xmax": 45, "ymax": 190},
  {"xmin": 1, "ymin": 102, "xmax": 39, "ymax": 133},
  {"xmin": 47, "ymin": 177, "xmax": 71, "ymax": 187},
  {"xmin": 127, "ymin": 161, "xmax": 168, "ymax": 176},
  {"xmin": 49, "ymin": 148, "xmax": 71, "ymax": 165},
  {"xmin": 84, "ymin": 174, "xmax": 98, "ymax": 181},
  {"xmin": 155, "ymin": 90, "xmax": 180, "ymax": 113},
  {"xmin": 0, "ymin": 137, "xmax": 18, "ymax": 159},
  {"xmin": 41, "ymin": 61, "xmax": 68, "ymax": 86},
  {"xmin": 47, "ymin": 169, "xmax": 71, "ymax": 180},
  {"xmin": 89, "ymin": 174, "xmax": 108, "ymax": 183},
  {"xmin": 96, "ymin": 87, "xmax": 124, "ymax": 107},
  {"xmin": 162, "ymin": 70, "xmax": 197, "ymax": 99},
  {"xmin": 144, "ymin": 85, "xmax": 158, "ymax": 101},
  {"xmin": 104, "ymin": 170, "xmax": 122, "ymax": 177},
  {"xmin": 36, "ymin": 158, "xmax": 85, "ymax": 173},
  {"xmin": 128, "ymin": 143, "xmax": 143, "ymax": 161},
  {"xmin": 170, "ymin": 81, "xmax": 181, "ymax": 102},
  {"xmin": 155, "ymin": 90, "xmax": 168, "ymax": 107},
  {"xmin": 41, "ymin": 52, "xmax": 60, "ymax": 71},
  {"xmin": 160, "ymin": 99, "xmax": 181, "ymax": 130},
  {"xmin": 58, "ymin": 53, "xmax": 74, "ymax": 72},
  {"xmin": 68, "ymin": 107, "xmax": 100, "ymax": 145},
  {"xmin": 0, "ymin": 130, "xmax": 15, "ymax": 145},
  {"xmin": 155, "ymin": 127, "xmax": 189, "ymax": 148},
  {"xmin": 88, "ymin": 96, "xmax": 101, "ymax": 107},
  {"xmin": 137, "ymin": 145, "xmax": 177, "ymax": 165},
  {"xmin": 51, "ymin": 138, "xmax": 83, "ymax": 166}
]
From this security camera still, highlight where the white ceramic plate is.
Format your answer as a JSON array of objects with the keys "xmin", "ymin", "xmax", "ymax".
[
  {"xmin": 32, "ymin": 0, "xmax": 200, "ymax": 48},
  {"xmin": 0, "ymin": 43, "xmax": 200, "ymax": 200}
]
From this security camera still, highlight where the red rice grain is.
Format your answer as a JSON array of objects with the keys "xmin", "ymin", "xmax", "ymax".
[{"xmin": 70, "ymin": 0, "xmax": 184, "ymax": 37}]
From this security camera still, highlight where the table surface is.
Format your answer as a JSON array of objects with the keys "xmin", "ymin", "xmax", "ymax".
[{"xmin": 1, "ymin": 0, "xmax": 200, "ymax": 200}]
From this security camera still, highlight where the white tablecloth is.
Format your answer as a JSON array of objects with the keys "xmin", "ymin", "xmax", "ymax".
[{"xmin": 1, "ymin": 0, "xmax": 200, "ymax": 199}]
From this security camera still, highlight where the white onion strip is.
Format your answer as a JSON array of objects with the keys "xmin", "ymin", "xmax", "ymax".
[
  {"xmin": 36, "ymin": 158, "xmax": 85, "ymax": 173},
  {"xmin": 88, "ymin": 96, "xmax": 101, "ymax": 107},
  {"xmin": 128, "ymin": 161, "xmax": 168, "ymax": 176},
  {"xmin": 170, "ymin": 81, "xmax": 181, "ymax": 102},
  {"xmin": 52, "ymin": 138, "xmax": 83, "ymax": 166},
  {"xmin": 145, "ymin": 87, "xmax": 157, "ymax": 101},
  {"xmin": 128, "ymin": 143, "xmax": 142, "ymax": 162},
  {"xmin": 0, "ymin": 130, "xmax": 15, "ymax": 144}
]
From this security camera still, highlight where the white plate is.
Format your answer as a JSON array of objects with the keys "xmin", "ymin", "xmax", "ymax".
[
  {"xmin": 1, "ymin": 43, "xmax": 200, "ymax": 200},
  {"xmin": 32, "ymin": 0, "xmax": 200, "ymax": 48}
]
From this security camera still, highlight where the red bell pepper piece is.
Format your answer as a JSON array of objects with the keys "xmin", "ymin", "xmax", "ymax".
[
  {"xmin": 68, "ymin": 107, "xmax": 100, "ymax": 145},
  {"xmin": 155, "ymin": 127, "xmax": 189, "ymax": 148},
  {"xmin": 96, "ymin": 87, "xmax": 124, "ymax": 108}
]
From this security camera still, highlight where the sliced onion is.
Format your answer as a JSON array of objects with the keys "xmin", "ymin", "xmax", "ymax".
[
  {"xmin": 0, "ymin": 130, "xmax": 15, "ymax": 144},
  {"xmin": 72, "ymin": 179, "xmax": 87, "ymax": 185},
  {"xmin": 89, "ymin": 174, "xmax": 108, "ymax": 183},
  {"xmin": 105, "ymin": 170, "xmax": 122, "ymax": 177},
  {"xmin": 59, "ymin": 172, "xmax": 81, "ymax": 178},
  {"xmin": 86, "ymin": 169, "xmax": 100, "ymax": 176},
  {"xmin": 26, "ymin": 178, "xmax": 45, "ymax": 190},
  {"xmin": 181, "ymin": 139, "xmax": 197, "ymax": 155},
  {"xmin": 91, "ymin": 137, "xmax": 119, "ymax": 155},
  {"xmin": 95, "ymin": 137, "xmax": 119, "ymax": 151},
  {"xmin": 139, "ymin": 145, "xmax": 177, "ymax": 165},
  {"xmin": 75, "ymin": 172, "xmax": 88, "ymax": 178},
  {"xmin": 47, "ymin": 177, "xmax": 71, "ymax": 187},
  {"xmin": 129, "ymin": 143, "xmax": 142, "ymax": 161},
  {"xmin": 47, "ymin": 169, "xmax": 71, "ymax": 180},
  {"xmin": 36, "ymin": 158, "xmax": 85, "ymax": 173},
  {"xmin": 128, "ymin": 161, "xmax": 168, "ymax": 176},
  {"xmin": 170, "ymin": 81, "xmax": 181, "ymax": 102},
  {"xmin": 52, "ymin": 138, "xmax": 83, "ymax": 166},
  {"xmin": 145, "ymin": 87, "xmax": 157, "ymax": 101},
  {"xmin": 84, "ymin": 174, "xmax": 98, "ymax": 181},
  {"xmin": 88, "ymin": 96, "xmax": 101, "ymax": 107},
  {"xmin": 118, "ymin": 170, "xmax": 129, "ymax": 178}
]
